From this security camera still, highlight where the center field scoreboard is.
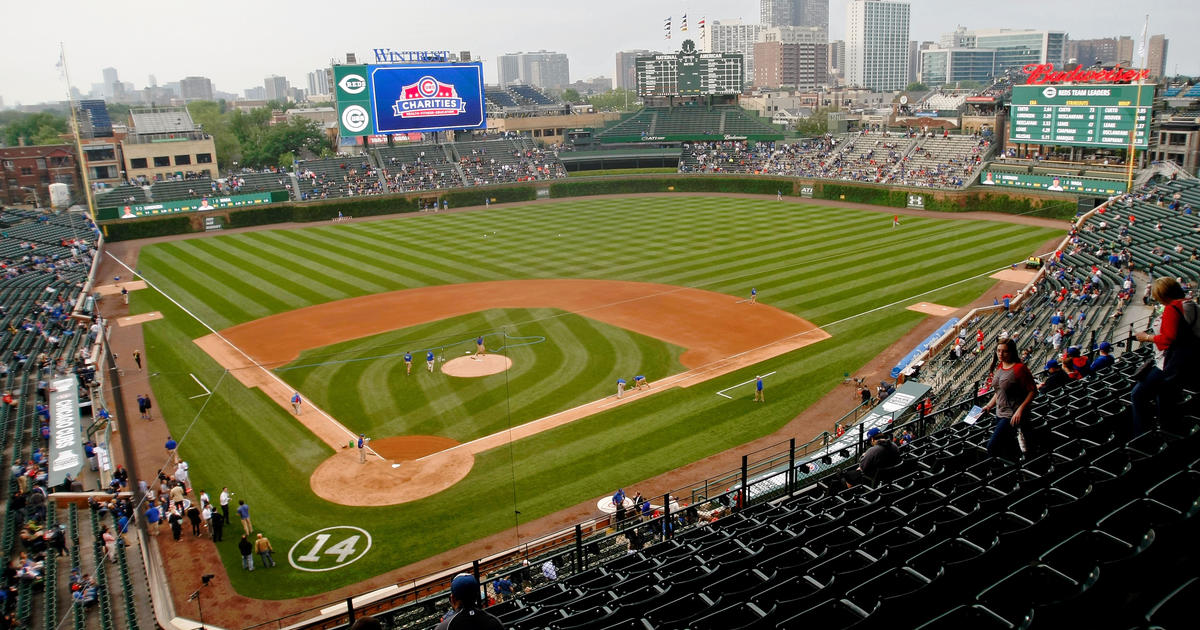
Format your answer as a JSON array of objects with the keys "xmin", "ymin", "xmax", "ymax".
[
  {"xmin": 637, "ymin": 41, "xmax": 744, "ymax": 97},
  {"xmin": 1008, "ymin": 84, "xmax": 1152, "ymax": 149}
]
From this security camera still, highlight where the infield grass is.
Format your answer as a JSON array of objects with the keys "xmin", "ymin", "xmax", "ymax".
[{"xmin": 132, "ymin": 196, "xmax": 1061, "ymax": 598}]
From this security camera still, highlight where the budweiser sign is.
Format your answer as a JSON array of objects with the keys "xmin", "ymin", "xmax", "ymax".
[{"xmin": 1023, "ymin": 63, "xmax": 1151, "ymax": 85}]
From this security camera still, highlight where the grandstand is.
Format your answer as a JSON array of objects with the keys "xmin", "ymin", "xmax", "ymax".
[
  {"xmin": 92, "ymin": 185, "xmax": 147, "ymax": 208},
  {"xmin": 452, "ymin": 137, "xmax": 567, "ymax": 185},
  {"xmin": 508, "ymin": 85, "xmax": 559, "ymax": 107},
  {"xmin": 146, "ymin": 176, "xmax": 214, "ymax": 202},
  {"xmin": 376, "ymin": 144, "xmax": 463, "ymax": 192}
]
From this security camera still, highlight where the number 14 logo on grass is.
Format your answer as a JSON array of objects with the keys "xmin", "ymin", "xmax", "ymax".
[{"xmin": 288, "ymin": 526, "xmax": 373, "ymax": 572}]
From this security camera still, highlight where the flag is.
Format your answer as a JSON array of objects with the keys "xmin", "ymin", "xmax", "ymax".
[
  {"xmin": 1136, "ymin": 15, "xmax": 1149, "ymax": 61},
  {"xmin": 664, "ymin": 16, "xmax": 671, "ymax": 40},
  {"xmin": 682, "ymin": 14, "xmax": 688, "ymax": 31}
]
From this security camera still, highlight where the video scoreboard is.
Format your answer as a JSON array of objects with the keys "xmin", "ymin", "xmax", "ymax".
[
  {"xmin": 636, "ymin": 40, "xmax": 743, "ymax": 97},
  {"xmin": 334, "ymin": 62, "xmax": 486, "ymax": 137},
  {"xmin": 1008, "ymin": 84, "xmax": 1152, "ymax": 149}
]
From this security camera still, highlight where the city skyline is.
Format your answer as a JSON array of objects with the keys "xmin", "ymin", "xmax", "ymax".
[{"xmin": 2, "ymin": 0, "xmax": 1197, "ymax": 107}]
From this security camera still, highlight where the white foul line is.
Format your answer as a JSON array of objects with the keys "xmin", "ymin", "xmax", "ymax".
[
  {"xmin": 716, "ymin": 371, "xmax": 776, "ymax": 399},
  {"xmin": 188, "ymin": 373, "xmax": 211, "ymax": 399}
]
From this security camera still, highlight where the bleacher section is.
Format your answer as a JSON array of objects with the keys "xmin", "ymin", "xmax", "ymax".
[
  {"xmin": 92, "ymin": 185, "xmax": 147, "ymax": 208},
  {"xmin": 899, "ymin": 135, "xmax": 986, "ymax": 188},
  {"xmin": 295, "ymin": 156, "xmax": 384, "ymax": 200},
  {"xmin": 452, "ymin": 138, "xmax": 567, "ymax": 185},
  {"xmin": 376, "ymin": 145, "xmax": 463, "ymax": 192},
  {"xmin": 485, "ymin": 90, "xmax": 521, "ymax": 109},
  {"xmin": 221, "ymin": 171, "xmax": 291, "ymax": 195},
  {"xmin": 679, "ymin": 130, "xmax": 988, "ymax": 189},
  {"xmin": 921, "ymin": 93, "xmax": 967, "ymax": 111},
  {"xmin": 147, "ymin": 177, "xmax": 213, "ymax": 202}
]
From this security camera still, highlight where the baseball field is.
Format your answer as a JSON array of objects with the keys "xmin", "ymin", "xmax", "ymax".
[{"xmin": 128, "ymin": 195, "xmax": 1060, "ymax": 599}]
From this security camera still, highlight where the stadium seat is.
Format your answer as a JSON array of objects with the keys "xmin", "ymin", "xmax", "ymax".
[
  {"xmin": 1143, "ymin": 576, "xmax": 1198, "ymax": 629},
  {"xmin": 776, "ymin": 597, "xmax": 871, "ymax": 628},
  {"xmin": 975, "ymin": 563, "xmax": 1090, "ymax": 627},
  {"xmin": 689, "ymin": 601, "xmax": 771, "ymax": 630},
  {"xmin": 643, "ymin": 592, "xmax": 719, "ymax": 627},
  {"xmin": 913, "ymin": 604, "xmax": 1017, "ymax": 629}
]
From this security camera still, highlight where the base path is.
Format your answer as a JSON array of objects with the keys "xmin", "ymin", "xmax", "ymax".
[{"xmin": 193, "ymin": 279, "xmax": 829, "ymax": 505}]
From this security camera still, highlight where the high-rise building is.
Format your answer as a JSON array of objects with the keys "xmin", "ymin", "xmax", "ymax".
[
  {"xmin": 969, "ymin": 29, "xmax": 1067, "ymax": 73},
  {"xmin": 940, "ymin": 27, "xmax": 975, "ymax": 49},
  {"xmin": 616, "ymin": 50, "xmax": 658, "ymax": 91},
  {"xmin": 178, "ymin": 76, "xmax": 214, "ymax": 102},
  {"xmin": 702, "ymin": 19, "xmax": 765, "ymax": 81},
  {"xmin": 1068, "ymin": 37, "xmax": 1133, "ymax": 66},
  {"xmin": 101, "ymin": 67, "xmax": 119, "ymax": 98},
  {"xmin": 264, "ymin": 76, "xmax": 290, "ymax": 102},
  {"xmin": 495, "ymin": 51, "xmax": 570, "ymax": 90},
  {"xmin": 828, "ymin": 40, "xmax": 845, "ymax": 77},
  {"xmin": 760, "ymin": 0, "xmax": 829, "ymax": 31},
  {"xmin": 920, "ymin": 47, "xmax": 997, "ymax": 86},
  {"xmin": 307, "ymin": 69, "xmax": 331, "ymax": 96},
  {"xmin": 754, "ymin": 26, "xmax": 828, "ymax": 89},
  {"xmin": 1146, "ymin": 34, "xmax": 1168, "ymax": 79},
  {"xmin": 845, "ymin": 0, "xmax": 911, "ymax": 91},
  {"xmin": 244, "ymin": 86, "xmax": 266, "ymax": 101}
]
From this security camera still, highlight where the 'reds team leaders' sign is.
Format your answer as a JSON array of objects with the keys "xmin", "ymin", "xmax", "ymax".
[{"xmin": 369, "ymin": 63, "xmax": 485, "ymax": 134}]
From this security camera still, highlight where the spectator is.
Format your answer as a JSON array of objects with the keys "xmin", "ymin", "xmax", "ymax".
[
  {"xmin": 1090, "ymin": 342, "xmax": 1115, "ymax": 372},
  {"xmin": 238, "ymin": 535, "xmax": 254, "ymax": 571},
  {"xmin": 1132, "ymin": 277, "xmax": 1199, "ymax": 435},
  {"xmin": 1039, "ymin": 359, "xmax": 1070, "ymax": 393},
  {"xmin": 841, "ymin": 427, "xmax": 900, "ymax": 487},
  {"xmin": 436, "ymin": 573, "xmax": 502, "ymax": 629},
  {"xmin": 254, "ymin": 533, "xmax": 276, "ymax": 568},
  {"xmin": 981, "ymin": 338, "xmax": 1038, "ymax": 459}
]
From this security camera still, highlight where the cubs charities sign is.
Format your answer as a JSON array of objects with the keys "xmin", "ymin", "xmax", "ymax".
[{"xmin": 370, "ymin": 63, "xmax": 485, "ymax": 134}]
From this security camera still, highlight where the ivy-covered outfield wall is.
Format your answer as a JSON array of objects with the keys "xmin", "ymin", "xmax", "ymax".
[{"xmin": 100, "ymin": 176, "xmax": 1073, "ymax": 241}]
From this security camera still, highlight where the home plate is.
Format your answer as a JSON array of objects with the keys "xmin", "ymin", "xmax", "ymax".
[
  {"xmin": 117, "ymin": 312, "xmax": 164, "ymax": 326},
  {"xmin": 907, "ymin": 302, "xmax": 957, "ymax": 316}
]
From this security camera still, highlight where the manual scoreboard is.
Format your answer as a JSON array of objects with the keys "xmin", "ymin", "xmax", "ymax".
[
  {"xmin": 637, "ymin": 40, "xmax": 743, "ymax": 97},
  {"xmin": 1008, "ymin": 84, "xmax": 1152, "ymax": 149}
]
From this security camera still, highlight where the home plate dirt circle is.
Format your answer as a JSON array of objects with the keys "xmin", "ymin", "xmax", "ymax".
[
  {"xmin": 309, "ymin": 435, "xmax": 475, "ymax": 506},
  {"xmin": 442, "ymin": 354, "xmax": 512, "ymax": 377}
]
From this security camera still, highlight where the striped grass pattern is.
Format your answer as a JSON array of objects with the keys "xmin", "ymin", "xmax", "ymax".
[{"xmin": 132, "ymin": 196, "xmax": 1060, "ymax": 599}]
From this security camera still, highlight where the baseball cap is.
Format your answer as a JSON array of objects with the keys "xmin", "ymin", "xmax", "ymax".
[
  {"xmin": 450, "ymin": 573, "xmax": 480, "ymax": 604},
  {"xmin": 1045, "ymin": 359, "xmax": 1060, "ymax": 370},
  {"xmin": 1066, "ymin": 346, "xmax": 1080, "ymax": 356},
  {"xmin": 1098, "ymin": 342, "xmax": 1112, "ymax": 352},
  {"xmin": 867, "ymin": 428, "xmax": 882, "ymax": 439}
]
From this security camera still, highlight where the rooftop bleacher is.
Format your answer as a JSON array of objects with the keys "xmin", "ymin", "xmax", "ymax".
[{"xmin": 508, "ymin": 84, "xmax": 559, "ymax": 106}]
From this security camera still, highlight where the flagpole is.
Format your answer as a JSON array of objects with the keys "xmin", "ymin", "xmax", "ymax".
[
  {"xmin": 1125, "ymin": 15, "xmax": 1149, "ymax": 192},
  {"xmin": 59, "ymin": 42, "xmax": 98, "ymax": 221}
]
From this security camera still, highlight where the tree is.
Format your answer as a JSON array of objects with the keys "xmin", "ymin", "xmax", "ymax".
[
  {"xmin": 561, "ymin": 88, "xmax": 581, "ymax": 103},
  {"xmin": 0, "ymin": 111, "xmax": 68, "ymax": 146},
  {"xmin": 794, "ymin": 107, "xmax": 834, "ymax": 137},
  {"xmin": 188, "ymin": 100, "xmax": 242, "ymax": 171},
  {"xmin": 905, "ymin": 82, "xmax": 928, "ymax": 92},
  {"xmin": 586, "ymin": 89, "xmax": 639, "ymax": 112}
]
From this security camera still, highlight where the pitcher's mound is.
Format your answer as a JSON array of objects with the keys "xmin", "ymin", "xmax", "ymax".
[{"xmin": 443, "ymin": 354, "xmax": 512, "ymax": 377}]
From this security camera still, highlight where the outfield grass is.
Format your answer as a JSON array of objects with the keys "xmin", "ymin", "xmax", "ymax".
[{"xmin": 132, "ymin": 196, "xmax": 1060, "ymax": 599}]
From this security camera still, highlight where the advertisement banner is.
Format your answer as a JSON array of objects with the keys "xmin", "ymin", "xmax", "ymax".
[
  {"xmin": 113, "ymin": 192, "xmax": 277, "ymax": 219},
  {"xmin": 980, "ymin": 170, "xmax": 1127, "ymax": 195},
  {"xmin": 369, "ymin": 63, "xmax": 486, "ymax": 134},
  {"xmin": 906, "ymin": 193, "xmax": 925, "ymax": 209},
  {"xmin": 48, "ymin": 377, "xmax": 83, "ymax": 487},
  {"xmin": 335, "ymin": 64, "xmax": 372, "ymax": 137}
]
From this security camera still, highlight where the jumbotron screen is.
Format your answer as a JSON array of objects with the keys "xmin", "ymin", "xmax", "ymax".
[
  {"xmin": 1008, "ymin": 84, "xmax": 1151, "ymax": 149},
  {"xmin": 636, "ymin": 41, "xmax": 743, "ymax": 97}
]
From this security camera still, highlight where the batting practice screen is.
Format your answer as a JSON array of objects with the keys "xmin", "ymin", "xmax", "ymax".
[
  {"xmin": 369, "ymin": 63, "xmax": 486, "ymax": 134},
  {"xmin": 1008, "ymin": 84, "xmax": 1151, "ymax": 149}
]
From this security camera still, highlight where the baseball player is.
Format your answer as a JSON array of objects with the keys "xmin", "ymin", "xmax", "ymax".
[
  {"xmin": 616, "ymin": 378, "xmax": 627, "ymax": 399},
  {"xmin": 404, "ymin": 351, "xmax": 412, "ymax": 375},
  {"xmin": 474, "ymin": 335, "xmax": 486, "ymax": 359},
  {"xmin": 427, "ymin": 350, "xmax": 435, "ymax": 373},
  {"xmin": 633, "ymin": 375, "xmax": 649, "ymax": 391},
  {"xmin": 754, "ymin": 376, "xmax": 764, "ymax": 402},
  {"xmin": 357, "ymin": 434, "xmax": 367, "ymax": 464},
  {"xmin": 290, "ymin": 392, "xmax": 302, "ymax": 414},
  {"xmin": 750, "ymin": 288, "xmax": 757, "ymax": 304}
]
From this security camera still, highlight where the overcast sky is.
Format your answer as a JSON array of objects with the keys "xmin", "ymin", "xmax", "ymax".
[{"xmin": 2, "ymin": 0, "xmax": 1196, "ymax": 106}]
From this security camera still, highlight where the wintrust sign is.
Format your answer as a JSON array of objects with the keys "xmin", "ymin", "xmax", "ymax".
[{"xmin": 1023, "ymin": 64, "xmax": 1151, "ymax": 85}]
